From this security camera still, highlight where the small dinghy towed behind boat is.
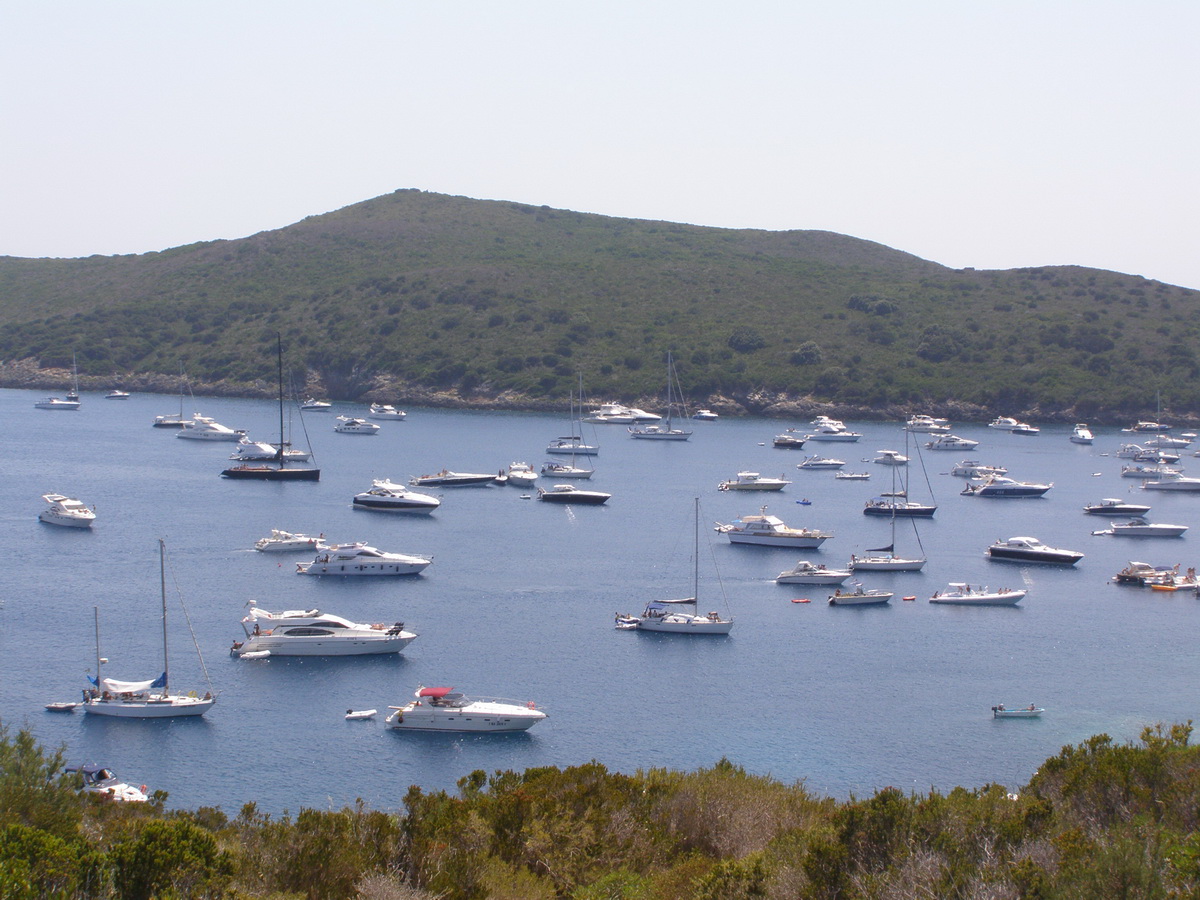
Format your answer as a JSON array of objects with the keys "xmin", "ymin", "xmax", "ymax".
[{"xmin": 345, "ymin": 709, "xmax": 377, "ymax": 720}]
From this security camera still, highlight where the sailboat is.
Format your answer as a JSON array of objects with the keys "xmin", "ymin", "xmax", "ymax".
[
  {"xmin": 628, "ymin": 351, "xmax": 693, "ymax": 440},
  {"xmin": 34, "ymin": 353, "xmax": 81, "ymax": 410},
  {"xmin": 153, "ymin": 365, "xmax": 188, "ymax": 427},
  {"xmin": 616, "ymin": 498, "xmax": 733, "ymax": 633},
  {"xmin": 545, "ymin": 374, "xmax": 599, "ymax": 456},
  {"xmin": 66, "ymin": 353, "xmax": 80, "ymax": 403},
  {"xmin": 221, "ymin": 336, "xmax": 320, "ymax": 481},
  {"xmin": 82, "ymin": 540, "xmax": 215, "ymax": 718},
  {"xmin": 851, "ymin": 431, "xmax": 928, "ymax": 572}
]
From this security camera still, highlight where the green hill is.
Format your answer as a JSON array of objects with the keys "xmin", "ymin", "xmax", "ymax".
[{"xmin": 0, "ymin": 189, "xmax": 1195, "ymax": 421}]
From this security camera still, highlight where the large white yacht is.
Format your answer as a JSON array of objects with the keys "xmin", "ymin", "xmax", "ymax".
[
  {"xmin": 353, "ymin": 479, "xmax": 442, "ymax": 513},
  {"xmin": 231, "ymin": 602, "xmax": 416, "ymax": 657},
  {"xmin": 716, "ymin": 507, "xmax": 832, "ymax": 548},
  {"xmin": 334, "ymin": 416, "xmax": 379, "ymax": 435},
  {"xmin": 254, "ymin": 530, "xmax": 326, "ymax": 552},
  {"xmin": 229, "ymin": 438, "xmax": 310, "ymax": 462},
  {"xmin": 35, "ymin": 396, "xmax": 80, "ymax": 410},
  {"xmin": 386, "ymin": 686, "xmax": 547, "ymax": 732},
  {"xmin": 176, "ymin": 414, "xmax": 243, "ymax": 441},
  {"xmin": 1141, "ymin": 472, "xmax": 1200, "ymax": 492},
  {"xmin": 583, "ymin": 401, "xmax": 660, "ymax": 424},
  {"xmin": 296, "ymin": 542, "xmax": 432, "ymax": 576},
  {"xmin": 904, "ymin": 414, "xmax": 951, "ymax": 433},
  {"xmin": 1092, "ymin": 518, "xmax": 1188, "ymax": 537},
  {"xmin": 925, "ymin": 434, "xmax": 980, "ymax": 451},
  {"xmin": 775, "ymin": 560, "xmax": 852, "ymax": 585},
  {"xmin": 717, "ymin": 471, "xmax": 792, "ymax": 491},
  {"xmin": 39, "ymin": 493, "xmax": 97, "ymax": 528},
  {"xmin": 368, "ymin": 403, "xmax": 406, "ymax": 420}
]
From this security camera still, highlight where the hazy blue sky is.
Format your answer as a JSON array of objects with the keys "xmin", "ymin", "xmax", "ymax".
[{"xmin": 3, "ymin": 1, "xmax": 1197, "ymax": 288}]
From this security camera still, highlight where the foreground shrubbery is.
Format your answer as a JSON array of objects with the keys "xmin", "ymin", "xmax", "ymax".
[{"xmin": 3, "ymin": 720, "xmax": 1200, "ymax": 899}]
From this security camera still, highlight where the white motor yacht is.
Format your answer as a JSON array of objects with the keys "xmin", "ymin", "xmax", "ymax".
[
  {"xmin": 296, "ymin": 542, "xmax": 432, "ymax": 576},
  {"xmin": 105, "ymin": 390, "xmax": 130, "ymax": 400},
  {"xmin": 66, "ymin": 765, "xmax": 148, "ymax": 803},
  {"xmin": 231, "ymin": 602, "xmax": 416, "ymax": 657},
  {"xmin": 960, "ymin": 475, "xmax": 1052, "ymax": 498},
  {"xmin": 692, "ymin": 409, "xmax": 719, "ymax": 421},
  {"xmin": 988, "ymin": 416, "xmax": 1022, "ymax": 430},
  {"xmin": 905, "ymin": 414, "xmax": 951, "ymax": 433},
  {"xmin": 925, "ymin": 434, "xmax": 980, "ymax": 451},
  {"xmin": 254, "ymin": 530, "xmax": 327, "ymax": 552},
  {"xmin": 872, "ymin": 450, "xmax": 909, "ymax": 466},
  {"xmin": 300, "ymin": 398, "xmax": 332, "ymax": 411},
  {"xmin": 949, "ymin": 460, "xmax": 1008, "ymax": 478},
  {"xmin": 987, "ymin": 536, "xmax": 1084, "ymax": 565},
  {"xmin": 34, "ymin": 396, "xmax": 80, "ymax": 410},
  {"xmin": 775, "ymin": 560, "xmax": 852, "ymax": 585},
  {"xmin": 582, "ymin": 401, "xmax": 659, "ymax": 424},
  {"xmin": 229, "ymin": 438, "xmax": 311, "ymax": 462},
  {"xmin": 334, "ymin": 416, "xmax": 379, "ymax": 435},
  {"xmin": 536, "ymin": 483, "xmax": 611, "ymax": 505},
  {"xmin": 1010, "ymin": 422, "xmax": 1040, "ymax": 435},
  {"xmin": 368, "ymin": 403, "xmax": 406, "ymax": 420},
  {"xmin": 772, "ymin": 430, "xmax": 807, "ymax": 449},
  {"xmin": 716, "ymin": 506, "xmax": 831, "ymax": 548},
  {"xmin": 805, "ymin": 428, "xmax": 863, "ymax": 442},
  {"xmin": 39, "ymin": 493, "xmax": 96, "ymax": 528},
  {"xmin": 718, "ymin": 472, "xmax": 792, "ymax": 491},
  {"xmin": 1070, "ymin": 423, "xmax": 1095, "ymax": 444},
  {"xmin": 386, "ymin": 686, "xmax": 547, "ymax": 732},
  {"xmin": 1083, "ymin": 498, "xmax": 1152, "ymax": 516},
  {"xmin": 929, "ymin": 583, "xmax": 1026, "ymax": 606},
  {"xmin": 795, "ymin": 455, "xmax": 846, "ymax": 470},
  {"xmin": 1141, "ymin": 473, "xmax": 1200, "ymax": 492},
  {"xmin": 176, "ymin": 414, "xmax": 243, "ymax": 441},
  {"xmin": 411, "ymin": 469, "xmax": 497, "ymax": 487},
  {"xmin": 1121, "ymin": 463, "xmax": 1182, "ymax": 479},
  {"xmin": 1092, "ymin": 518, "xmax": 1188, "ymax": 537},
  {"xmin": 503, "ymin": 462, "xmax": 539, "ymax": 488},
  {"xmin": 353, "ymin": 479, "xmax": 441, "ymax": 513},
  {"xmin": 1125, "ymin": 420, "xmax": 1171, "ymax": 433}
]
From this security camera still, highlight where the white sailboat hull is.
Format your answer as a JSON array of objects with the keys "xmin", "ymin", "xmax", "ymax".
[
  {"xmin": 634, "ymin": 615, "xmax": 733, "ymax": 634},
  {"xmin": 84, "ymin": 695, "xmax": 214, "ymax": 718}
]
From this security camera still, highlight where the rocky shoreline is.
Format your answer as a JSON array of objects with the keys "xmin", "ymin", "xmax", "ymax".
[{"xmin": 1, "ymin": 359, "xmax": 1193, "ymax": 427}]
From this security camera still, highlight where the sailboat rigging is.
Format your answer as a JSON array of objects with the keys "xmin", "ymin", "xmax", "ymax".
[
  {"xmin": 66, "ymin": 353, "xmax": 80, "ymax": 403},
  {"xmin": 628, "ymin": 351, "xmax": 693, "ymax": 440},
  {"xmin": 852, "ymin": 427, "xmax": 928, "ymax": 572},
  {"xmin": 221, "ymin": 335, "xmax": 320, "ymax": 481},
  {"xmin": 82, "ymin": 540, "xmax": 215, "ymax": 718},
  {"xmin": 616, "ymin": 498, "xmax": 733, "ymax": 633},
  {"xmin": 153, "ymin": 364, "xmax": 188, "ymax": 427},
  {"xmin": 543, "ymin": 373, "xmax": 597, "ymax": 479}
]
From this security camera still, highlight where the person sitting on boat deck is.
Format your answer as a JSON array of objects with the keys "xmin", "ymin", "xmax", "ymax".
[
  {"xmin": 997, "ymin": 704, "xmax": 1005, "ymax": 710},
  {"xmin": 1027, "ymin": 704, "xmax": 1036, "ymax": 711}
]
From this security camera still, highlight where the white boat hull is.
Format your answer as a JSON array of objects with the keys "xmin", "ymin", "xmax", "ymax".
[
  {"xmin": 298, "ymin": 559, "xmax": 430, "ymax": 576},
  {"xmin": 727, "ymin": 533, "xmax": 827, "ymax": 548},
  {"xmin": 930, "ymin": 591, "xmax": 1026, "ymax": 606},
  {"xmin": 84, "ymin": 695, "xmax": 214, "ymax": 718},
  {"xmin": 39, "ymin": 511, "xmax": 95, "ymax": 528},
  {"xmin": 634, "ymin": 616, "xmax": 733, "ymax": 634},
  {"xmin": 386, "ymin": 702, "xmax": 546, "ymax": 732},
  {"xmin": 237, "ymin": 634, "xmax": 414, "ymax": 656},
  {"xmin": 829, "ymin": 591, "xmax": 893, "ymax": 606},
  {"xmin": 850, "ymin": 557, "xmax": 926, "ymax": 571}
]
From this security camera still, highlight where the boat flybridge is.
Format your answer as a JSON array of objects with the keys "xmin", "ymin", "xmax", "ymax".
[{"xmin": 39, "ymin": 493, "xmax": 96, "ymax": 528}]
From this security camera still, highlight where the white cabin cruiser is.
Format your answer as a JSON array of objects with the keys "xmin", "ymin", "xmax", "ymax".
[
  {"xmin": 872, "ymin": 450, "xmax": 909, "ymax": 466},
  {"xmin": 34, "ymin": 396, "xmax": 80, "ymax": 410},
  {"xmin": 775, "ymin": 560, "xmax": 852, "ymax": 585},
  {"xmin": 503, "ymin": 462, "xmax": 539, "ymax": 488},
  {"xmin": 988, "ymin": 416, "xmax": 1023, "ymax": 430},
  {"xmin": 1141, "ymin": 473, "xmax": 1200, "ymax": 492},
  {"xmin": 925, "ymin": 434, "xmax": 980, "ymax": 451},
  {"xmin": 176, "ymin": 414, "xmax": 243, "ymax": 441},
  {"xmin": 795, "ymin": 456, "xmax": 846, "ymax": 470},
  {"xmin": 105, "ymin": 390, "xmax": 130, "ymax": 399},
  {"xmin": 987, "ymin": 536, "xmax": 1084, "ymax": 566},
  {"xmin": 772, "ymin": 429, "xmax": 807, "ymax": 449},
  {"xmin": 1083, "ymin": 498, "xmax": 1152, "ymax": 516},
  {"xmin": 692, "ymin": 409, "xmax": 719, "ymax": 421},
  {"xmin": 1121, "ymin": 463, "xmax": 1182, "ymax": 479},
  {"xmin": 300, "ymin": 398, "xmax": 332, "ymax": 411},
  {"xmin": 536, "ymin": 484, "xmax": 611, "ymax": 505},
  {"xmin": 386, "ymin": 685, "xmax": 547, "ymax": 732},
  {"xmin": 583, "ymin": 401, "xmax": 659, "ymax": 424},
  {"xmin": 929, "ymin": 583, "xmax": 1026, "ymax": 606},
  {"xmin": 66, "ymin": 765, "xmax": 148, "ymax": 803},
  {"xmin": 334, "ymin": 416, "xmax": 379, "ymax": 435},
  {"xmin": 368, "ymin": 403, "xmax": 406, "ymax": 420},
  {"xmin": 39, "ymin": 493, "xmax": 96, "ymax": 528},
  {"xmin": 905, "ymin": 414, "xmax": 951, "ymax": 433},
  {"xmin": 1070, "ymin": 423, "xmax": 1094, "ymax": 444},
  {"xmin": 231, "ymin": 602, "xmax": 416, "ymax": 657},
  {"xmin": 296, "ymin": 542, "xmax": 432, "ymax": 576},
  {"xmin": 718, "ymin": 471, "xmax": 792, "ymax": 491},
  {"xmin": 254, "ymin": 530, "xmax": 327, "ymax": 552},
  {"xmin": 960, "ymin": 475, "xmax": 1052, "ymax": 498},
  {"xmin": 949, "ymin": 460, "xmax": 1008, "ymax": 478},
  {"xmin": 1092, "ymin": 518, "xmax": 1188, "ymax": 537},
  {"xmin": 716, "ymin": 507, "xmax": 832, "ymax": 548},
  {"xmin": 353, "ymin": 479, "xmax": 441, "ymax": 513}
]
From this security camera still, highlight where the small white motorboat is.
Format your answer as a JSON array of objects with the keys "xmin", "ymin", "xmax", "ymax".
[
  {"xmin": 828, "ymin": 583, "xmax": 894, "ymax": 606},
  {"xmin": 353, "ymin": 480, "xmax": 441, "ymax": 513},
  {"xmin": 345, "ymin": 709, "xmax": 377, "ymax": 720},
  {"xmin": 105, "ymin": 389, "xmax": 130, "ymax": 399},
  {"xmin": 716, "ymin": 506, "xmax": 832, "ymax": 548},
  {"xmin": 796, "ymin": 456, "xmax": 845, "ymax": 470},
  {"xmin": 65, "ymin": 765, "xmax": 148, "ymax": 802},
  {"xmin": 1070, "ymin": 423, "xmax": 1094, "ymax": 444},
  {"xmin": 34, "ymin": 396, "xmax": 80, "ymax": 410},
  {"xmin": 176, "ymin": 413, "xmax": 243, "ymax": 441},
  {"xmin": 992, "ymin": 704, "xmax": 1043, "ymax": 718},
  {"xmin": 39, "ymin": 493, "xmax": 96, "ymax": 528},
  {"xmin": 300, "ymin": 398, "xmax": 332, "ymax": 411},
  {"xmin": 1083, "ymin": 498, "xmax": 1151, "ymax": 516},
  {"xmin": 1092, "ymin": 517, "xmax": 1188, "ymax": 538},
  {"xmin": 924, "ymin": 434, "xmax": 980, "ymax": 451},
  {"xmin": 691, "ymin": 409, "xmax": 719, "ymax": 421},
  {"xmin": 871, "ymin": 449, "xmax": 909, "ymax": 466},
  {"xmin": 411, "ymin": 469, "xmax": 497, "ymax": 487},
  {"xmin": 504, "ymin": 462, "xmax": 540, "ymax": 488}
]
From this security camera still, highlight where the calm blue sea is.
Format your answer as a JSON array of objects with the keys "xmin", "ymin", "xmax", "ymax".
[{"xmin": 2, "ymin": 389, "xmax": 1198, "ymax": 815}]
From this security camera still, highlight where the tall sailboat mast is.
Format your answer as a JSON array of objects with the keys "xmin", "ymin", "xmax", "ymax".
[{"xmin": 159, "ymin": 538, "xmax": 169, "ymax": 694}]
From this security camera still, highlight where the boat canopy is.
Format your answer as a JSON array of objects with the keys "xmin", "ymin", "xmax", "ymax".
[
  {"xmin": 645, "ymin": 598, "xmax": 697, "ymax": 610},
  {"xmin": 91, "ymin": 673, "xmax": 167, "ymax": 693},
  {"xmin": 417, "ymin": 686, "xmax": 455, "ymax": 698}
]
